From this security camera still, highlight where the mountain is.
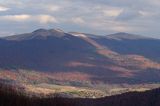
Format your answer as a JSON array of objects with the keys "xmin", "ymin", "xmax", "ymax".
[
  {"xmin": 0, "ymin": 29, "xmax": 160, "ymax": 86},
  {"xmin": 105, "ymin": 32, "xmax": 150, "ymax": 40},
  {"xmin": 1, "ymin": 82, "xmax": 160, "ymax": 106},
  {"xmin": 5, "ymin": 29, "xmax": 66, "ymax": 41},
  {"xmin": 94, "ymin": 32, "xmax": 160, "ymax": 62}
]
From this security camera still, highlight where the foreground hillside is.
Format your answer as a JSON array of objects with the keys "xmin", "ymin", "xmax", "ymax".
[{"xmin": 0, "ymin": 83, "xmax": 160, "ymax": 106}]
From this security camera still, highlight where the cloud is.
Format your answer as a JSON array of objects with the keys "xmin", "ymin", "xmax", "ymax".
[
  {"xmin": 35, "ymin": 15, "xmax": 58, "ymax": 24},
  {"xmin": 103, "ymin": 9, "xmax": 123, "ymax": 17},
  {"xmin": 0, "ymin": 14, "xmax": 31, "ymax": 21},
  {"xmin": 110, "ymin": 26, "xmax": 132, "ymax": 32},
  {"xmin": 44, "ymin": 5, "xmax": 61, "ymax": 12},
  {"xmin": 71, "ymin": 17, "xmax": 85, "ymax": 24},
  {"xmin": 0, "ymin": 0, "xmax": 160, "ymax": 38},
  {"xmin": 0, "ymin": 6, "xmax": 10, "ymax": 11},
  {"xmin": 0, "ymin": 14, "xmax": 58, "ymax": 24},
  {"xmin": 85, "ymin": 20, "xmax": 133, "ymax": 33},
  {"xmin": 116, "ymin": 9, "xmax": 141, "ymax": 21},
  {"xmin": 0, "ymin": 31, "xmax": 14, "ymax": 37}
]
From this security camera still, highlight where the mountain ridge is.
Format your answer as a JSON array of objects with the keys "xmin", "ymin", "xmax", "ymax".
[
  {"xmin": 106, "ymin": 32, "xmax": 152, "ymax": 40},
  {"xmin": 3, "ymin": 29, "xmax": 67, "ymax": 41},
  {"xmin": 0, "ymin": 28, "xmax": 160, "ymax": 85},
  {"xmin": 2, "ymin": 28, "xmax": 154, "ymax": 41}
]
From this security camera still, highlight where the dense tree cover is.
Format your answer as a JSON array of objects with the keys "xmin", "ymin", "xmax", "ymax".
[{"xmin": 0, "ymin": 83, "xmax": 160, "ymax": 106}]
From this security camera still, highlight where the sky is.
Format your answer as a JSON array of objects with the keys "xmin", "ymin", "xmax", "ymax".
[{"xmin": 0, "ymin": 0, "xmax": 160, "ymax": 38}]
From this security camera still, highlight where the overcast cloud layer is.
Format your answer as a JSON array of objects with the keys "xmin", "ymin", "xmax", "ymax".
[{"xmin": 0, "ymin": 0, "xmax": 160, "ymax": 38}]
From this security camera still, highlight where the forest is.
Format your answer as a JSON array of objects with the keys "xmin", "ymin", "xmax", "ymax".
[{"xmin": 0, "ymin": 83, "xmax": 160, "ymax": 106}]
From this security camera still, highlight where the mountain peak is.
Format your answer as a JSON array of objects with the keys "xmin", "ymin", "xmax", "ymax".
[
  {"xmin": 32, "ymin": 29, "xmax": 48, "ymax": 33},
  {"xmin": 106, "ymin": 32, "xmax": 149, "ymax": 40},
  {"xmin": 4, "ymin": 28, "xmax": 66, "ymax": 41},
  {"xmin": 50, "ymin": 28, "xmax": 64, "ymax": 33},
  {"xmin": 32, "ymin": 28, "xmax": 65, "ymax": 36},
  {"xmin": 31, "ymin": 29, "xmax": 67, "ymax": 39},
  {"xmin": 114, "ymin": 32, "xmax": 130, "ymax": 35}
]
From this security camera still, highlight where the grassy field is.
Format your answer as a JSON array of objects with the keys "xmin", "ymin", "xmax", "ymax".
[{"xmin": 23, "ymin": 83, "xmax": 105, "ymax": 98}]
